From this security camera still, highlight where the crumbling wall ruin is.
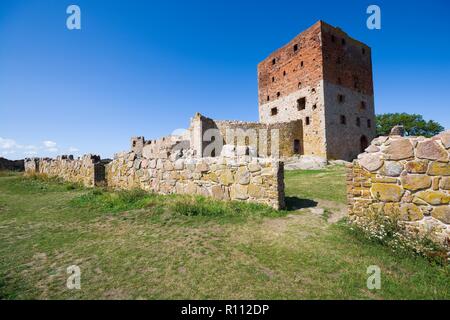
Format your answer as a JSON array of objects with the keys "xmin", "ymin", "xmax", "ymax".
[
  {"xmin": 347, "ymin": 130, "xmax": 450, "ymax": 250},
  {"xmin": 132, "ymin": 135, "xmax": 191, "ymax": 160},
  {"xmin": 24, "ymin": 155, "xmax": 106, "ymax": 187},
  {"xmin": 24, "ymin": 143, "xmax": 285, "ymax": 209},
  {"xmin": 190, "ymin": 113, "xmax": 304, "ymax": 159},
  {"xmin": 105, "ymin": 152, "xmax": 284, "ymax": 209}
]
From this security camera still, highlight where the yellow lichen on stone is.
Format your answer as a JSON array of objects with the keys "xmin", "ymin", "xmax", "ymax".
[
  {"xmin": 414, "ymin": 190, "xmax": 450, "ymax": 205},
  {"xmin": 399, "ymin": 203, "xmax": 424, "ymax": 221},
  {"xmin": 400, "ymin": 175, "xmax": 432, "ymax": 191},
  {"xmin": 431, "ymin": 206, "xmax": 450, "ymax": 224},
  {"xmin": 218, "ymin": 169, "xmax": 234, "ymax": 186},
  {"xmin": 370, "ymin": 183, "xmax": 404, "ymax": 202},
  {"xmin": 427, "ymin": 161, "xmax": 450, "ymax": 176}
]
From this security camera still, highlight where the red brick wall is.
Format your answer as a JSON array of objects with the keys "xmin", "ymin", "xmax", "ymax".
[
  {"xmin": 257, "ymin": 21, "xmax": 324, "ymax": 106},
  {"xmin": 321, "ymin": 22, "xmax": 373, "ymax": 96},
  {"xmin": 257, "ymin": 21, "xmax": 374, "ymax": 106}
]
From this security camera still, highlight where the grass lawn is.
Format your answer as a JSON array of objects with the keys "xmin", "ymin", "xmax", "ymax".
[
  {"xmin": 284, "ymin": 165, "xmax": 347, "ymax": 204},
  {"xmin": 0, "ymin": 169, "xmax": 448, "ymax": 299}
]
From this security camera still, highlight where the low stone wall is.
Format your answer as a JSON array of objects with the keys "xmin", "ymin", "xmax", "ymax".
[
  {"xmin": 347, "ymin": 131, "xmax": 450, "ymax": 249},
  {"xmin": 105, "ymin": 152, "xmax": 285, "ymax": 209},
  {"xmin": 24, "ymin": 155, "xmax": 105, "ymax": 187},
  {"xmin": 24, "ymin": 153, "xmax": 285, "ymax": 209}
]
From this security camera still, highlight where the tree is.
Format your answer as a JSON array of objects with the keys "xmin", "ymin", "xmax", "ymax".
[{"xmin": 376, "ymin": 113, "xmax": 444, "ymax": 138}]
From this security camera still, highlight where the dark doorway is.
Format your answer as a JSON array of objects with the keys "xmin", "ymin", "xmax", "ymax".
[
  {"xmin": 360, "ymin": 135, "xmax": 368, "ymax": 153},
  {"xmin": 293, "ymin": 139, "xmax": 301, "ymax": 154}
]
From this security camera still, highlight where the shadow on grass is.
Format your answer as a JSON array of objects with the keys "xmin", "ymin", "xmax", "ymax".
[{"xmin": 285, "ymin": 196, "xmax": 318, "ymax": 211}]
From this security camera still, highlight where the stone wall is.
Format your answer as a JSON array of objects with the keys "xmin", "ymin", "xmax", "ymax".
[
  {"xmin": 24, "ymin": 151, "xmax": 285, "ymax": 209},
  {"xmin": 131, "ymin": 135, "xmax": 190, "ymax": 160},
  {"xmin": 105, "ymin": 152, "xmax": 285, "ymax": 209},
  {"xmin": 323, "ymin": 82, "xmax": 376, "ymax": 161},
  {"xmin": 321, "ymin": 22, "xmax": 376, "ymax": 160},
  {"xmin": 24, "ymin": 158, "xmax": 39, "ymax": 174},
  {"xmin": 24, "ymin": 155, "xmax": 106, "ymax": 187},
  {"xmin": 190, "ymin": 113, "xmax": 304, "ymax": 159},
  {"xmin": 257, "ymin": 81, "xmax": 326, "ymax": 158},
  {"xmin": 347, "ymin": 131, "xmax": 450, "ymax": 249},
  {"xmin": 215, "ymin": 119, "xmax": 303, "ymax": 158}
]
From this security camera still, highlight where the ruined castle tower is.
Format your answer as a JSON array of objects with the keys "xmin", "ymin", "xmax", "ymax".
[{"xmin": 258, "ymin": 21, "xmax": 376, "ymax": 161}]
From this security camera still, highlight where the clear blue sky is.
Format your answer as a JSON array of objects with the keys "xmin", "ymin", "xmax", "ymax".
[{"xmin": 1, "ymin": 0, "xmax": 449, "ymax": 159}]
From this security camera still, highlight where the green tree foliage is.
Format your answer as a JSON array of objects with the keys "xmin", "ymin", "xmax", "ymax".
[{"xmin": 376, "ymin": 113, "xmax": 444, "ymax": 137}]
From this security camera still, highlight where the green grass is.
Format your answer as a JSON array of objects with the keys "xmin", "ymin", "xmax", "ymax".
[
  {"xmin": 285, "ymin": 165, "xmax": 347, "ymax": 204},
  {"xmin": 0, "ymin": 171, "xmax": 21, "ymax": 177},
  {"xmin": 70, "ymin": 188, "xmax": 283, "ymax": 221},
  {"xmin": 0, "ymin": 170, "xmax": 448, "ymax": 299}
]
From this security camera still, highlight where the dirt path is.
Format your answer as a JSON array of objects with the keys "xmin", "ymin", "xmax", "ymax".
[{"xmin": 296, "ymin": 198, "xmax": 348, "ymax": 223}]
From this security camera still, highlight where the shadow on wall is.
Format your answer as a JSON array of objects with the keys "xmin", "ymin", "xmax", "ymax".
[{"xmin": 285, "ymin": 197, "xmax": 318, "ymax": 211}]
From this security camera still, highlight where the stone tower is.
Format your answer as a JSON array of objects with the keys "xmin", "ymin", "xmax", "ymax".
[{"xmin": 257, "ymin": 21, "xmax": 376, "ymax": 161}]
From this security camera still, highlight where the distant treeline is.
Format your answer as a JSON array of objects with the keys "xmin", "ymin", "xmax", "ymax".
[{"xmin": 0, "ymin": 157, "xmax": 24, "ymax": 171}]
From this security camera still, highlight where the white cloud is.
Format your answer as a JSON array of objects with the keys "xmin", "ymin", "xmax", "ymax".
[
  {"xmin": 24, "ymin": 145, "xmax": 38, "ymax": 150},
  {"xmin": 0, "ymin": 137, "xmax": 18, "ymax": 149},
  {"xmin": 1, "ymin": 150, "xmax": 16, "ymax": 156},
  {"xmin": 42, "ymin": 140, "xmax": 59, "ymax": 153},
  {"xmin": 43, "ymin": 140, "xmax": 57, "ymax": 148},
  {"xmin": 0, "ymin": 138, "xmax": 76, "ymax": 158},
  {"xmin": 171, "ymin": 128, "xmax": 188, "ymax": 137},
  {"xmin": 0, "ymin": 138, "xmax": 41, "ymax": 154}
]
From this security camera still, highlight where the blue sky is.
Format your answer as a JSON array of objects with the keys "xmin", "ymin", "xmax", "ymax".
[{"xmin": 0, "ymin": 0, "xmax": 449, "ymax": 159}]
